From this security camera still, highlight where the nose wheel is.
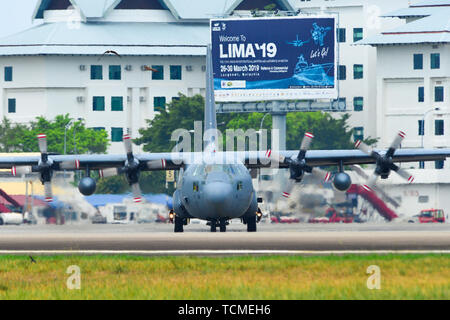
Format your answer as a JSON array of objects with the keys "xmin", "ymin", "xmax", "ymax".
[{"xmin": 210, "ymin": 219, "xmax": 227, "ymax": 232}]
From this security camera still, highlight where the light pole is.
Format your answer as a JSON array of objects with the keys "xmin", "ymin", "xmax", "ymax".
[
  {"xmin": 258, "ymin": 113, "xmax": 270, "ymax": 150},
  {"xmin": 64, "ymin": 121, "xmax": 72, "ymax": 155},
  {"xmin": 421, "ymin": 107, "xmax": 440, "ymax": 148}
]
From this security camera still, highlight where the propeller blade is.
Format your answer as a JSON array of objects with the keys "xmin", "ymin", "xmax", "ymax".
[
  {"xmin": 60, "ymin": 159, "xmax": 80, "ymax": 170},
  {"xmin": 362, "ymin": 173, "xmax": 379, "ymax": 192},
  {"xmin": 298, "ymin": 132, "xmax": 314, "ymax": 159},
  {"xmin": 300, "ymin": 132, "xmax": 314, "ymax": 151},
  {"xmin": 11, "ymin": 166, "xmax": 32, "ymax": 176},
  {"xmin": 37, "ymin": 134, "xmax": 47, "ymax": 153},
  {"xmin": 123, "ymin": 134, "xmax": 133, "ymax": 154},
  {"xmin": 44, "ymin": 182, "xmax": 53, "ymax": 202},
  {"xmin": 390, "ymin": 131, "xmax": 406, "ymax": 151},
  {"xmin": 394, "ymin": 167, "xmax": 414, "ymax": 183},
  {"xmin": 264, "ymin": 150, "xmax": 286, "ymax": 164},
  {"xmin": 311, "ymin": 168, "xmax": 332, "ymax": 182},
  {"xmin": 349, "ymin": 165, "xmax": 369, "ymax": 180},
  {"xmin": 147, "ymin": 159, "xmax": 167, "ymax": 170},
  {"xmin": 131, "ymin": 183, "xmax": 143, "ymax": 203},
  {"xmin": 354, "ymin": 140, "xmax": 372, "ymax": 155},
  {"xmin": 99, "ymin": 168, "xmax": 119, "ymax": 178}
]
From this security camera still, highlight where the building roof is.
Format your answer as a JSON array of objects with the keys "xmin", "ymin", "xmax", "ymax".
[
  {"xmin": 0, "ymin": 22, "xmax": 209, "ymax": 56},
  {"xmin": 359, "ymin": 1, "xmax": 450, "ymax": 46},
  {"xmin": 1, "ymin": 0, "xmax": 297, "ymax": 56},
  {"xmin": 33, "ymin": 0, "xmax": 296, "ymax": 20}
]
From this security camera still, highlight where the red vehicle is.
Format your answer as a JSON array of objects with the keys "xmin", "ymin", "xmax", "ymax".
[
  {"xmin": 418, "ymin": 209, "xmax": 445, "ymax": 223},
  {"xmin": 270, "ymin": 216, "xmax": 300, "ymax": 224},
  {"xmin": 309, "ymin": 208, "xmax": 354, "ymax": 224}
]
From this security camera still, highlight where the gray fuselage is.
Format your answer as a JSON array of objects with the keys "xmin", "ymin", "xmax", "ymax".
[{"xmin": 173, "ymin": 163, "xmax": 257, "ymax": 221}]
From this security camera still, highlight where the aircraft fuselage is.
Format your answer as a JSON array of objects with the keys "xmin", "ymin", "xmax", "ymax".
[{"xmin": 173, "ymin": 163, "xmax": 257, "ymax": 221}]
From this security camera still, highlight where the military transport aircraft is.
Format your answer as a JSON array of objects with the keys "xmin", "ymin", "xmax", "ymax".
[{"xmin": 1, "ymin": 46, "xmax": 449, "ymax": 232}]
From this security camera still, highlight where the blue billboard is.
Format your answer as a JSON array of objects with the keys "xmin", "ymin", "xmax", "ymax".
[{"xmin": 211, "ymin": 16, "xmax": 337, "ymax": 102}]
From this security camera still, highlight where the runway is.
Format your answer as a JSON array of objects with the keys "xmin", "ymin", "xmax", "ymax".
[{"xmin": 0, "ymin": 223, "xmax": 449, "ymax": 255}]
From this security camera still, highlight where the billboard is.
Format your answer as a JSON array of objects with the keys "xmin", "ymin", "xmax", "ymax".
[{"xmin": 210, "ymin": 16, "xmax": 337, "ymax": 102}]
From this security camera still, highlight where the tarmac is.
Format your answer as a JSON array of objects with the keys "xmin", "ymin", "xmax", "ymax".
[{"xmin": 0, "ymin": 222, "xmax": 449, "ymax": 255}]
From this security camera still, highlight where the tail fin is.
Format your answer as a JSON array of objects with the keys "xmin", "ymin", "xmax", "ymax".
[{"xmin": 204, "ymin": 44, "xmax": 218, "ymax": 150}]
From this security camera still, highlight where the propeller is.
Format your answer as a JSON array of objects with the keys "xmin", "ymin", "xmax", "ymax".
[
  {"xmin": 98, "ymin": 134, "xmax": 168, "ymax": 203},
  {"xmin": 268, "ymin": 132, "xmax": 331, "ymax": 199},
  {"xmin": 355, "ymin": 131, "xmax": 414, "ymax": 191},
  {"xmin": 11, "ymin": 134, "xmax": 80, "ymax": 202}
]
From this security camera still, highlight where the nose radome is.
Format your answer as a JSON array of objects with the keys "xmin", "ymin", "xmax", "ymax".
[{"xmin": 204, "ymin": 182, "xmax": 232, "ymax": 205}]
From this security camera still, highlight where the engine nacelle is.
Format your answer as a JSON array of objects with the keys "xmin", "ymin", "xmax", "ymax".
[
  {"xmin": 78, "ymin": 177, "xmax": 96, "ymax": 196},
  {"xmin": 333, "ymin": 172, "xmax": 352, "ymax": 191}
]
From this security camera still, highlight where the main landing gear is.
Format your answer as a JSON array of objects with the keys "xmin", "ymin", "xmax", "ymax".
[{"xmin": 170, "ymin": 210, "xmax": 185, "ymax": 233}]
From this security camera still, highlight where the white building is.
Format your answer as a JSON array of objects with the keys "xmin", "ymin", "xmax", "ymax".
[
  {"xmin": 291, "ymin": 0, "xmax": 410, "ymax": 143},
  {"xmin": 359, "ymin": 0, "xmax": 450, "ymax": 168},
  {"xmin": 0, "ymin": 0, "xmax": 300, "ymax": 153}
]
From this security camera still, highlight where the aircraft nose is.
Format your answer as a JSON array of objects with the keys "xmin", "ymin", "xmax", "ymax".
[{"xmin": 204, "ymin": 182, "xmax": 232, "ymax": 206}]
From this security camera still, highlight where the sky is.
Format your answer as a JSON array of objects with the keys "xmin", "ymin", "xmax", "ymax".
[{"xmin": 0, "ymin": 0, "xmax": 40, "ymax": 38}]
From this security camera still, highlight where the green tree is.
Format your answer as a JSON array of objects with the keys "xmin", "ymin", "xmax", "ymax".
[
  {"xmin": 0, "ymin": 114, "xmax": 109, "ymax": 154},
  {"xmin": 0, "ymin": 117, "xmax": 29, "ymax": 152},
  {"xmin": 135, "ymin": 94, "xmax": 204, "ymax": 152}
]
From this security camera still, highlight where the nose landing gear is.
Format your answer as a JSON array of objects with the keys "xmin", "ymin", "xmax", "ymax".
[{"xmin": 209, "ymin": 219, "xmax": 228, "ymax": 232}]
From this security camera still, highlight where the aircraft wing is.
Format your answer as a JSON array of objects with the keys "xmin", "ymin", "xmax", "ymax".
[
  {"xmin": 243, "ymin": 148, "xmax": 450, "ymax": 168},
  {"xmin": 0, "ymin": 153, "xmax": 185, "ymax": 171},
  {"xmin": 0, "ymin": 149, "xmax": 449, "ymax": 171}
]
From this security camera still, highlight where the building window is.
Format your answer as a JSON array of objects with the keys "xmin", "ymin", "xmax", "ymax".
[
  {"xmin": 418, "ymin": 87, "xmax": 424, "ymax": 102},
  {"xmin": 353, "ymin": 97, "xmax": 363, "ymax": 111},
  {"xmin": 430, "ymin": 53, "xmax": 440, "ymax": 69},
  {"xmin": 435, "ymin": 160, "xmax": 444, "ymax": 169},
  {"xmin": 93, "ymin": 96, "xmax": 105, "ymax": 111},
  {"xmin": 419, "ymin": 161, "xmax": 425, "ymax": 169},
  {"xmin": 338, "ymin": 65, "xmax": 346, "ymax": 80},
  {"xmin": 90, "ymin": 65, "xmax": 103, "ymax": 80},
  {"xmin": 337, "ymin": 28, "xmax": 346, "ymax": 43},
  {"xmin": 353, "ymin": 64, "xmax": 363, "ymax": 79},
  {"xmin": 154, "ymin": 97, "xmax": 166, "ymax": 112},
  {"xmin": 111, "ymin": 128, "xmax": 123, "ymax": 142},
  {"xmin": 435, "ymin": 86, "xmax": 444, "ymax": 102},
  {"xmin": 418, "ymin": 120, "xmax": 424, "ymax": 136},
  {"xmin": 353, "ymin": 127, "xmax": 364, "ymax": 141},
  {"xmin": 93, "ymin": 127, "xmax": 105, "ymax": 131},
  {"xmin": 8, "ymin": 98, "xmax": 16, "ymax": 113},
  {"xmin": 152, "ymin": 65, "xmax": 164, "ymax": 80},
  {"xmin": 170, "ymin": 65, "xmax": 182, "ymax": 80},
  {"xmin": 4, "ymin": 66, "xmax": 12, "ymax": 82},
  {"xmin": 413, "ymin": 54, "xmax": 423, "ymax": 70},
  {"xmin": 172, "ymin": 96, "xmax": 180, "ymax": 102},
  {"xmin": 109, "ymin": 65, "xmax": 121, "ymax": 80},
  {"xmin": 353, "ymin": 28, "xmax": 363, "ymax": 42},
  {"xmin": 111, "ymin": 97, "xmax": 123, "ymax": 111},
  {"xmin": 435, "ymin": 120, "xmax": 444, "ymax": 136}
]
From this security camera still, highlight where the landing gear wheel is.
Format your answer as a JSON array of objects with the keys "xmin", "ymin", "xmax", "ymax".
[
  {"xmin": 219, "ymin": 219, "xmax": 227, "ymax": 233},
  {"xmin": 247, "ymin": 215, "xmax": 257, "ymax": 232},
  {"xmin": 174, "ymin": 216, "xmax": 184, "ymax": 233},
  {"xmin": 210, "ymin": 220, "xmax": 217, "ymax": 232}
]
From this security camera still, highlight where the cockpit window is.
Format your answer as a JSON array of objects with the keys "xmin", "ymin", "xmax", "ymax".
[{"xmin": 191, "ymin": 164, "xmax": 237, "ymax": 177}]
